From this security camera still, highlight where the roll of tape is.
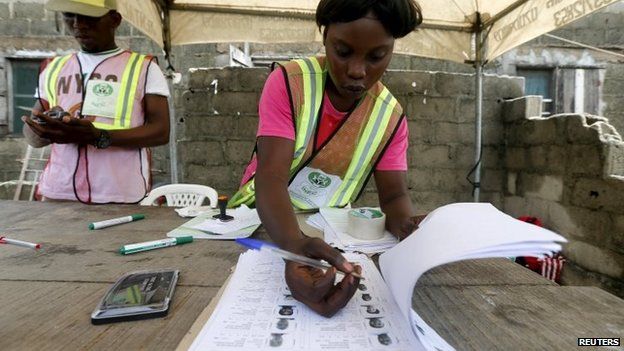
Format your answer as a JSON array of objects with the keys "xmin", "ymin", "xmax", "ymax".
[{"xmin": 347, "ymin": 208, "xmax": 386, "ymax": 240}]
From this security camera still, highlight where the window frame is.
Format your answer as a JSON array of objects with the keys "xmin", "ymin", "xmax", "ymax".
[
  {"xmin": 516, "ymin": 64, "xmax": 604, "ymax": 116},
  {"xmin": 516, "ymin": 66, "xmax": 556, "ymax": 116},
  {"xmin": 6, "ymin": 55, "xmax": 50, "ymax": 135}
]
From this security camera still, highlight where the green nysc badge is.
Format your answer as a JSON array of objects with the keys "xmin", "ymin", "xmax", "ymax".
[
  {"xmin": 82, "ymin": 80, "xmax": 121, "ymax": 119},
  {"xmin": 93, "ymin": 82, "xmax": 114, "ymax": 97},
  {"xmin": 302, "ymin": 171, "xmax": 332, "ymax": 196}
]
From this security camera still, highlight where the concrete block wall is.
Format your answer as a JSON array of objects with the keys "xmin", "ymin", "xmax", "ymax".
[
  {"xmin": 0, "ymin": 136, "xmax": 27, "ymax": 199},
  {"xmin": 603, "ymin": 63, "xmax": 624, "ymax": 134},
  {"xmin": 503, "ymin": 96, "xmax": 624, "ymax": 298},
  {"xmin": 541, "ymin": 1, "xmax": 624, "ymax": 48},
  {"xmin": 179, "ymin": 67, "xmax": 524, "ymax": 212}
]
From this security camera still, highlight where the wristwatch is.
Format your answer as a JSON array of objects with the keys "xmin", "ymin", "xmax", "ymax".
[{"xmin": 94, "ymin": 129, "xmax": 111, "ymax": 149}]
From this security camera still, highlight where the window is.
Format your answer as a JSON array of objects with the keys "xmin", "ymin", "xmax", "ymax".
[
  {"xmin": 9, "ymin": 59, "xmax": 42, "ymax": 135},
  {"xmin": 553, "ymin": 67, "xmax": 602, "ymax": 115},
  {"xmin": 516, "ymin": 68, "xmax": 555, "ymax": 116},
  {"xmin": 517, "ymin": 66, "xmax": 603, "ymax": 117}
]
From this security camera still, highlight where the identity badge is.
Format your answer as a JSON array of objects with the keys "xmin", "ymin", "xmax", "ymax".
[
  {"xmin": 288, "ymin": 167, "xmax": 342, "ymax": 208},
  {"xmin": 82, "ymin": 80, "xmax": 121, "ymax": 119}
]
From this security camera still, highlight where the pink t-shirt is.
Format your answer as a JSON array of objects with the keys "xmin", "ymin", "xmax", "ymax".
[{"xmin": 241, "ymin": 69, "xmax": 408, "ymax": 184}]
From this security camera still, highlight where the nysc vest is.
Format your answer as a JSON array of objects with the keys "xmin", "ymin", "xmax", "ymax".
[
  {"xmin": 229, "ymin": 56, "xmax": 404, "ymax": 210},
  {"xmin": 38, "ymin": 51, "xmax": 153, "ymax": 203}
]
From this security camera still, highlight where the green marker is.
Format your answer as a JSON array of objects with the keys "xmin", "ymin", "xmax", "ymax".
[
  {"xmin": 89, "ymin": 214, "xmax": 145, "ymax": 230},
  {"xmin": 119, "ymin": 236, "xmax": 193, "ymax": 255}
]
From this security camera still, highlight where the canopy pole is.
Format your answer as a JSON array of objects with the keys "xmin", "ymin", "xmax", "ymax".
[
  {"xmin": 166, "ymin": 75, "xmax": 179, "ymax": 184},
  {"xmin": 474, "ymin": 62, "xmax": 483, "ymax": 202},
  {"xmin": 155, "ymin": 1, "xmax": 179, "ymax": 184},
  {"xmin": 473, "ymin": 13, "xmax": 484, "ymax": 203},
  {"xmin": 154, "ymin": 0, "xmax": 178, "ymax": 184}
]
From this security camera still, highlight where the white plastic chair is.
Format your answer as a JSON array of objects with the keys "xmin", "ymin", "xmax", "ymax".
[{"xmin": 140, "ymin": 184, "xmax": 218, "ymax": 208}]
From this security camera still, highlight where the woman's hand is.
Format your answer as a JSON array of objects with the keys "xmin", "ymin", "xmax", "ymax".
[
  {"xmin": 283, "ymin": 237, "xmax": 361, "ymax": 317},
  {"xmin": 394, "ymin": 214, "xmax": 428, "ymax": 240},
  {"xmin": 374, "ymin": 170, "xmax": 427, "ymax": 240}
]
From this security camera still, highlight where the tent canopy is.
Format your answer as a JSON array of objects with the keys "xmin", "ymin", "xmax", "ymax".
[
  {"xmin": 117, "ymin": 0, "xmax": 621, "ymax": 194},
  {"xmin": 118, "ymin": 0, "xmax": 621, "ymax": 64}
]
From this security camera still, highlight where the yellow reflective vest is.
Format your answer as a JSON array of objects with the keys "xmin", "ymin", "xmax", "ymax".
[{"xmin": 229, "ymin": 56, "xmax": 404, "ymax": 210}]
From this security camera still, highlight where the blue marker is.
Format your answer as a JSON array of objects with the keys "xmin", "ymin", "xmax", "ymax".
[{"xmin": 235, "ymin": 238, "xmax": 363, "ymax": 279}]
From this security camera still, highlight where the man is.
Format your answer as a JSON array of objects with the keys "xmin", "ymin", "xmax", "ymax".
[{"xmin": 23, "ymin": 0, "xmax": 170, "ymax": 204}]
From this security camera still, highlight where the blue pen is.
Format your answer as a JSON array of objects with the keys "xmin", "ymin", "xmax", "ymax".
[{"xmin": 235, "ymin": 238, "xmax": 364, "ymax": 279}]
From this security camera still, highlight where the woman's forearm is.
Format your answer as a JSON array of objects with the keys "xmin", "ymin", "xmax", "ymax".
[{"xmin": 255, "ymin": 170, "xmax": 305, "ymax": 249}]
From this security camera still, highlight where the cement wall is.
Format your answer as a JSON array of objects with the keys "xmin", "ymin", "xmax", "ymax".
[
  {"xmin": 179, "ymin": 67, "xmax": 523, "ymax": 211},
  {"xmin": 503, "ymin": 96, "xmax": 624, "ymax": 298}
]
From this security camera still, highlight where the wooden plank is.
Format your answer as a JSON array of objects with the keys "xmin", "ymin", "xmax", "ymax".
[
  {"xmin": 555, "ymin": 68, "xmax": 576, "ymax": 114},
  {"xmin": 0, "ymin": 201, "xmax": 265, "ymax": 286},
  {"xmin": 416, "ymin": 258, "xmax": 556, "ymax": 287},
  {"xmin": 412, "ymin": 286, "xmax": 624, "ymax": 350},
  {"xmin": 3, "ymin": 200, "xmax": 623, "ymax": 350},
  {"xmin": 0, "ymin": 281, "xmax": 219, "ymax": 351},
  {"xmin": 0, "ymin": 202, "xmax": 553, "ymax": 287},
  {"xmin": 0, "ymin": 201, "xmax": 187, "ymax": 233},
  {"xmin": 584, "ymin": 69, "xmax": 600, "ymax": 115}
]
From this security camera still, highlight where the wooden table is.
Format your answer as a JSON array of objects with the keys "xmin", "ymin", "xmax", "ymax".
[{"xmin": 1, "ymin": 201, "xmax": 622, "ymax": 350}]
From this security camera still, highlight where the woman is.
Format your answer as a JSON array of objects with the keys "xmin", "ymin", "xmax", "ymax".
[{"xmin": 230, "ymin": 0, "xmax": 423, "ymax": 317}]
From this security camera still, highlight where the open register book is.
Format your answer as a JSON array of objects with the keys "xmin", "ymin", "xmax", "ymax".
[{"xmin": 187, "ymin": 203, "xmax": 566, "ymax": 351}]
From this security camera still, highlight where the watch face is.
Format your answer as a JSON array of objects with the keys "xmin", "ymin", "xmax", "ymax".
[{"xmin": 97, "ymin": 130, "xmax": 111, "ymax": 149}]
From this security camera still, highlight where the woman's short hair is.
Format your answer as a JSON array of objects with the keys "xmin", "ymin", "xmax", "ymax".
[{"xmin": 316, "ymin": 0, "xmax": 423, "ymax": 39}]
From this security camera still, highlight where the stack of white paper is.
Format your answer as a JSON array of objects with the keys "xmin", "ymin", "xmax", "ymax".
[
  {"xmin": 188, "ymin": 202, "xmax": 566, "ymax": 351},
  {"xmin": 310, "ymin": 207, "xmax": 398, "ymax": 254},
  {"xmin": 188, "ymin": 250, "xmax": 425, "ymax": 351},
  {"xmin": 379, "ymin": 202, "xmax": 566, "ymax": 350},
  {"xmin": 167, "ymin": 205, "xmax": 261, "ymax": 240}
]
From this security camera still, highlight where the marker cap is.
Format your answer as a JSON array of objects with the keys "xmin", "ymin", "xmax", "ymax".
[
  {"xmin": 235, "ymin": 238, "xmax": 277, "ymax": 250},
  {"xmin": 175, "ymin": 236, "xmax": 193, "ymax": 245},
  {"xmin": 132, "ymin": 214, "xmax": 146, "ymax": 221}
]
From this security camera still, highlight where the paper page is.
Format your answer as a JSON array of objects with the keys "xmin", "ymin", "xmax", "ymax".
[
  {"xmin": 188, "ymin": 250, "xmax": 423, "ymax": 351},
  {"xmin": 175, "ymin": 206, "xmax": 216, "ymax": 218},
  {"xmin": 305, "ymin": 213, "xmax": 325, "ymax": 231},
  {"xmin": 379, "ymin": 202, "xmax": 567, "ymax": 350},
  {"xmin": 191, "ymin": 206, "xmax": 261, "ymax": 235},
  {"xmin": 167, "ymin": 207, "xmax": 259, "ymax": 240},
  {"xmin": 323, "ymin": 222, "xmax": 396, "ymax": 254},
  {"xmin": 410, "ymin": 310, "xmax": 455, "ymax": 351}
]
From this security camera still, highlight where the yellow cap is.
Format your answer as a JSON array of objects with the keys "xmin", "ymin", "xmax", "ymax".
[{"xmin": 46, "ymin": 0, "xmax": 117, "ymax": 17}]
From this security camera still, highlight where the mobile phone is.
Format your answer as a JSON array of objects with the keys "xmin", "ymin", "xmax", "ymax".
[
  {"xmin": 91, "ymin": 269, "xmax": 179, "ymax": 324},
  {"xmin": 31, "ymin": 110, "xmax": 69, "ymax": 125}
]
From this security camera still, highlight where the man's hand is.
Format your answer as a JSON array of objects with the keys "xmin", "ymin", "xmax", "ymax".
[
  {"xmin": 22, "ymin": 108, "xmax": 99, "ymax": 145},
  {"xmin": 283, "ymin": 237, "xmax": 361, "ymax": 318}
]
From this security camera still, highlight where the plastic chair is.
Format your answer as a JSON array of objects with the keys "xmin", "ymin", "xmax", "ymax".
[{"xmin": 140, "ymin": 184, "xmax": 218, "ymax": 208}]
